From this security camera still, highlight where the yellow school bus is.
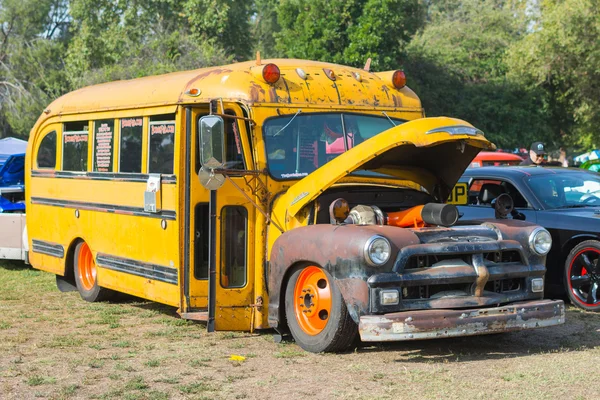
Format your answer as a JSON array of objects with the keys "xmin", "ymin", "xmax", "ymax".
[{"xmin": 26, "ymin": 58, "xmax": 564, "ymax": 352}]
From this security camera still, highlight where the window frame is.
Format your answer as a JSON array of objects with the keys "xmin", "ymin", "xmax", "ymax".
[
  {"xmin": 219, "ymin": 205, "xmax": 248, "ymax": 289},
  {"xmin": 61, "ymin": 122, "xmax": 90, "ymax": 172},
  {"xmin": 36, "ymin": 130, "xmax": 57, "ymax": 170},
  {"xmin": 118, "ymin": 117, "xmax": 144, "ymax": 174},
  {"xmin": 147, "ymin": 117, "xmax": 176, "ymax": 175},
  {"xmin": 92, "ymin": 119, "xmax": 116, "ymax": 173}
]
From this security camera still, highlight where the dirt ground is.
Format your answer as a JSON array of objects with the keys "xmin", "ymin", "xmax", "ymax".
[{"xmin": 1, "ymin": 260, "xmax": 599, "ymax": 400}]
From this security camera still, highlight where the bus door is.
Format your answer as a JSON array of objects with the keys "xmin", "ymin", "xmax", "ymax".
[{"xmin": 186, "ymin": 105, "xmax": 256, "ymax": 331}]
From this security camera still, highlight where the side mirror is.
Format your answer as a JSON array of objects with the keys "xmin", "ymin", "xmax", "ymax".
[
  {"xmin": 198, "ymin": 115, "xmax": 225, "ymax": 169},
  {"xmin": 491, "ymin": 193, "xmax": 514, "ymax": 219}
]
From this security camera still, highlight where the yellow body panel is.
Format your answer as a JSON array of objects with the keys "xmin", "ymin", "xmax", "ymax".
[{"xmin": 25, "ymin": 58, "xmax": 493, "ymax": 333}]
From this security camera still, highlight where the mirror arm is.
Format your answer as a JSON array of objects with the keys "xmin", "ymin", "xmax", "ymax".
[
  {"xmin": 210, "ymin": 112, "xmax": 256, "ymax": 126},
  {"xmin": 223, "ymin": 174, "xmax": 284, "ymax": 233},
  {"xmin": 212, "ymin": 168, "xmax": 264, "ymax": 177}
]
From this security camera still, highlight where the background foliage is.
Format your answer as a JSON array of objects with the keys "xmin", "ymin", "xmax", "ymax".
[{"xmin": 0, "ymin": 0, "xmax": 598, "ymax": 152}]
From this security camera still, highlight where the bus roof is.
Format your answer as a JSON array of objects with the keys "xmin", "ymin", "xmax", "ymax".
[{"xmin": 39, "ymin": 59, "xmax": 423, "ymax": 122}]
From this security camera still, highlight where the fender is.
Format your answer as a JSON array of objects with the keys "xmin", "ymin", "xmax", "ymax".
[{"xmin": 267, "ymin": 224, "xmax": 418, "ymax": 329}]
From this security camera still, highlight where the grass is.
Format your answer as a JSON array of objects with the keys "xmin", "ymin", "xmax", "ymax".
[{"xmin": 2, "ymin": 260, "xmax": 600, "ymax": 399}]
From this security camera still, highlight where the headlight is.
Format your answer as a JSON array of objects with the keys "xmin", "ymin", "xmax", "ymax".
[
  {"xmin": 364, "ymin": 235, "xmax": 391, "ymax": 266},
  {"xmin": 529, "ymin": 228, "xmax": 552, "ymax": 255}
]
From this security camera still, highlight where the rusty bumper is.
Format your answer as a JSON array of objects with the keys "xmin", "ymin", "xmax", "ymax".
[{"xmin": 359, "ymin": 299, "xmax": 565, "ymax": 342}]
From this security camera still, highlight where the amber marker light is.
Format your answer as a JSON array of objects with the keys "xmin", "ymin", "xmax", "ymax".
[
  {"xmin": 185, "ymin": 88, "xmax": 201, "ymax": 97},
  {"xmin": 262, "ymin": 63, "xmax": 281, "ymax": 84},
  {"xmin": 392, "ymin": 70, "xmax": 406, "ymax": 89},
  {"xmin": 323, "ymin": 68, "xmax": 336, "ymax": 81}
]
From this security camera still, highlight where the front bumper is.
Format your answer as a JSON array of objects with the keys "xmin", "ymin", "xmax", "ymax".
[{"xmin": 358, "ymin": 299, "xmax": 565, "ymax": 342}]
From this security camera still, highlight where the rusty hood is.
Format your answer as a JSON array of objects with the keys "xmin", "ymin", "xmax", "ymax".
[{"xmin": 273, "ymin": 117, "xmax": 494, "ymax": 224}]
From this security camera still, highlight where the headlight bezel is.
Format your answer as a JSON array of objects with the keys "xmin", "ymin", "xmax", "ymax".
[
  {"xmin": 529, "ymin": 227, "xmax": 552, "ymax": 256},
  {"xmin": 364, "ymin": 235, "xmax": 392, "ymax": 267}
]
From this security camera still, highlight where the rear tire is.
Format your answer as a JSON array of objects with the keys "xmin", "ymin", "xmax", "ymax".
[
  {"xmin": 74, "ymin": 242, "xmax": 114, "ymax": 302},
  {"xmin": 564, "ymin": 240, "xmax": 600, "ymax": 311},
  {"xmin": 285, "ymin": 265, "xmax": 358, "ymax": 353}
]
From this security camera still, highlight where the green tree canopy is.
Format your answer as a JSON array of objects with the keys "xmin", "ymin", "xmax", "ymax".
[
  {"xmin": 275, "ymin": 0, "xmax": 423, "ymax": 70},
  {"xmin": 507, "ymin": 0, "xmax": 600, "ymax": 149}
]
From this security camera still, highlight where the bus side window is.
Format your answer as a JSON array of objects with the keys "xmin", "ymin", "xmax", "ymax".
[
  {"xmin": 194, "ymin": 203, "xmax": 209, "ymax": 280},
  {"xmin": 63, "ymin": 122, "xmax": 89, "ymax": 172},
  {"xmin": 93, "ymin": 119, "xmax": 115, "ymax": 172},
  {"xmin": 36, "ymin": 131, "xmax": 57, "ymax": 169},
  {"xmin": 148, "ymin": 114, "xmax": 175, "ymax": 174},
  {"xmin": 220, "ymin": 206, "xmax": 247, "ymax": 288},
  {"xmin": 119, "ymin": 117, "xmax": 143, "ymax": 173}
]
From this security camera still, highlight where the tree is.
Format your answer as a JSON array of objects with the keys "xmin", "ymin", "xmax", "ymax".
[
  {"xmin": 507, "ymin": 0, "xmax": 600, "ymax": 149},
  {"xmin": 0, "ymin": 0, "xmax": 70, "ymax": 138},
  {"xmin": 66, "ymin": 0, "xmax": 231, "ymax": 89},
  {"xmin": 184, "ymin": 0, "xmax": 255, "ymax": 61},
  {"xmin": 275, "ymin": 0, "xmax": 423, "ymax": 70},
  {"xmin": 253, "ymin": 0, "xmax": 282, "ymax": 58},
  {"xmin": 404, "ymin": 0, "xmax": 553, "ymax": 148}
]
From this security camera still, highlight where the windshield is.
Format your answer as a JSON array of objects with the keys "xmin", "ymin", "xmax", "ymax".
[
  {"xmin": 527, "ymin": 172, "xmax": 600, "ymax": 209},
  {"xmin": 263, "ymin": 113, "xmax": 403, "ymax": 179}
]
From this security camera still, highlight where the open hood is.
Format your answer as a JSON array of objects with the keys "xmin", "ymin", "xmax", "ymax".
[{"xmin": 273, "ymin": 117, "xmax": 494, "ymax": 226}]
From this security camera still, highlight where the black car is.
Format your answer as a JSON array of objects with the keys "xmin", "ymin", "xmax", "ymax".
[{"xmin": 455, "ymin": 166, "xmax": 600, "ymax": 311}]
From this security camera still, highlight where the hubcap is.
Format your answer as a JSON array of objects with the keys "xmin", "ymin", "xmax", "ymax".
[
  {"xmin": 77, "ymin": 243, "xmax": 96, "ymax": 291},
  {"xmin": 569, "ymin": 248, "xmax": 600, "ymax": 306},
  {"xmin": 293, "ymin": 266, "xmax": 332, "ymax": 335}
]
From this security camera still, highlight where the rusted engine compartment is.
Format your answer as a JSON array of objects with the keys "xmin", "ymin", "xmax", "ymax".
[
  {"xmin": 312, "ymin": 185, "xmax": 435, "ymax": 224},
  {"xmin": 311, "ymin": 184, "xmax": 538, "ymax": 309}
]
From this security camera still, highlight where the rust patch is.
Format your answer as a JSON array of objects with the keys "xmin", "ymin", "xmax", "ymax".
[
  {"xmin": 381, "ymin": 85, "xmax": 391, "ymax": 99},
  {"xmin": 392, "ymin": 94, "xmax": 403, "ymax": 107},
  {"xmin": 268, "ymin": 87, "xmax": 280, "ymax": 103},
  {"xmin": 249, "ymin": 83, "xmax": 265, "ymax": 103},
  {"xmin": 336, "ymin": 277, "xmax": 369, "ymax": 323},
  {"xmin": 359, "ymin": 299, "xmax": 565, "ymax": 342},
  {"xmin": 186, "ymin": 68, "xmax": 232, "ymax": 88}
]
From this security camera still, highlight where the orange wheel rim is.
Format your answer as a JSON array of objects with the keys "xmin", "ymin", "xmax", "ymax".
[
  {"xmin": 293, "ymin": 266, "xmax": 332, "ymax": 335},
  {"xmin": 77, "ymin": 243, "xmax": 96, "ymax": 291}
]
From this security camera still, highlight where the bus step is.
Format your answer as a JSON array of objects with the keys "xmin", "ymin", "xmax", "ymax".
[{"xmin": 179, "ymin": 312, "xmax": 208, "ymax": 322}]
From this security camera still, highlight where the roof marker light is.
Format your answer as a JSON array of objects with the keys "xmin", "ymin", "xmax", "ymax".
[
  {"xmin": 263, "ymin": 63, "xmax": 280, "ymax": 84},
  {"xmin": 296, "ymin": 68, "xmax": 307, "ymax": 80},
  {"xmin": 353, "ymin": 72, "xmax": 362, "ymax": 82},
  {"xmin": 185, "ymin": 88, "xmax": 201, "ymax": 97},
  {"xmin": 392, "ymin": 70, "xmax": 406, "ymax": 89},
  {"xmin": 323, "ymin": 68, "xmax": 336, "ymax": 81}
]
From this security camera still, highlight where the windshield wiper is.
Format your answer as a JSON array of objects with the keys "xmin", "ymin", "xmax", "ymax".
[
  {"xmin": 555, "ymin": 204, "xmax": 594, "ymax": 209},
  {"xmin": 381, "ymin": 112, "xmax": 397, "ymax": 127}
]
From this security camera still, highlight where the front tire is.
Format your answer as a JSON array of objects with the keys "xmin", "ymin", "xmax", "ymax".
[
  {"xmin": 74, "ymin": 242, "xmax": 114, "ymax": 302},
  {"xmin": 285, "ymin": 265, "xmax": 358, "ymax": 353},
  {"xmin": 564, "ymin": 240, "xmax": 600, "ymax": 311}
]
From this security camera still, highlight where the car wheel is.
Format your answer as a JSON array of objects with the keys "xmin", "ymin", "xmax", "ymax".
[
  {"xmin": 285, "ymin": 265, "xmax": 358, "ymax": 352},
  {"xmin": 564, "ymin": 240, "xmax": 600, "ymax": 311},
  {"xmin": 74, "ymin": 242, "xmax": 114, "ymax": 302}
]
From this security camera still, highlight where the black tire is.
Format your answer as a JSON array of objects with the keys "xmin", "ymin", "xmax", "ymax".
[
  {"xmin": 285, "ymin": 266, "xmax": 358, "ymax": 353},
  {"xmin": 563, "ymin": 240, "xmax": 600, "ymax": 311},
  {"xmin": 73, "ymin": 242, "xmax": 115, "ymax": 302}
]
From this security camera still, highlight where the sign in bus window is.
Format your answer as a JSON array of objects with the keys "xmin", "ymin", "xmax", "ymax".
[
  {"xmin": 120, "ymin": 117, "xmax": 143, "ymax": 173},
  {"xmin": 63, "ymin": 122, "xmax": 89, "ymax": 172},
  {"xmin": 149, "ymin": 116, "xmax": 175, "ymax": 174},
  {"xmin": 93, "ymin": 120, "xmax": 114, "ymax": 172},
  {"xmin": 220, "ymin": 206, "xmax": 247, "ymax": 288}
]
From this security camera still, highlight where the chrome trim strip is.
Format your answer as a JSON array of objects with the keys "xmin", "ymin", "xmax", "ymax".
[
  {"xmin": 31, "ymin": 239, "xmax": 65, "ymax": 258},
  {"xmin": 96, "ymin": 253, "xmax": 178, "ymax": 285},
  {"xmin": 30, "ymin": 197, "xmax": 176, "ymax": 220}
]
